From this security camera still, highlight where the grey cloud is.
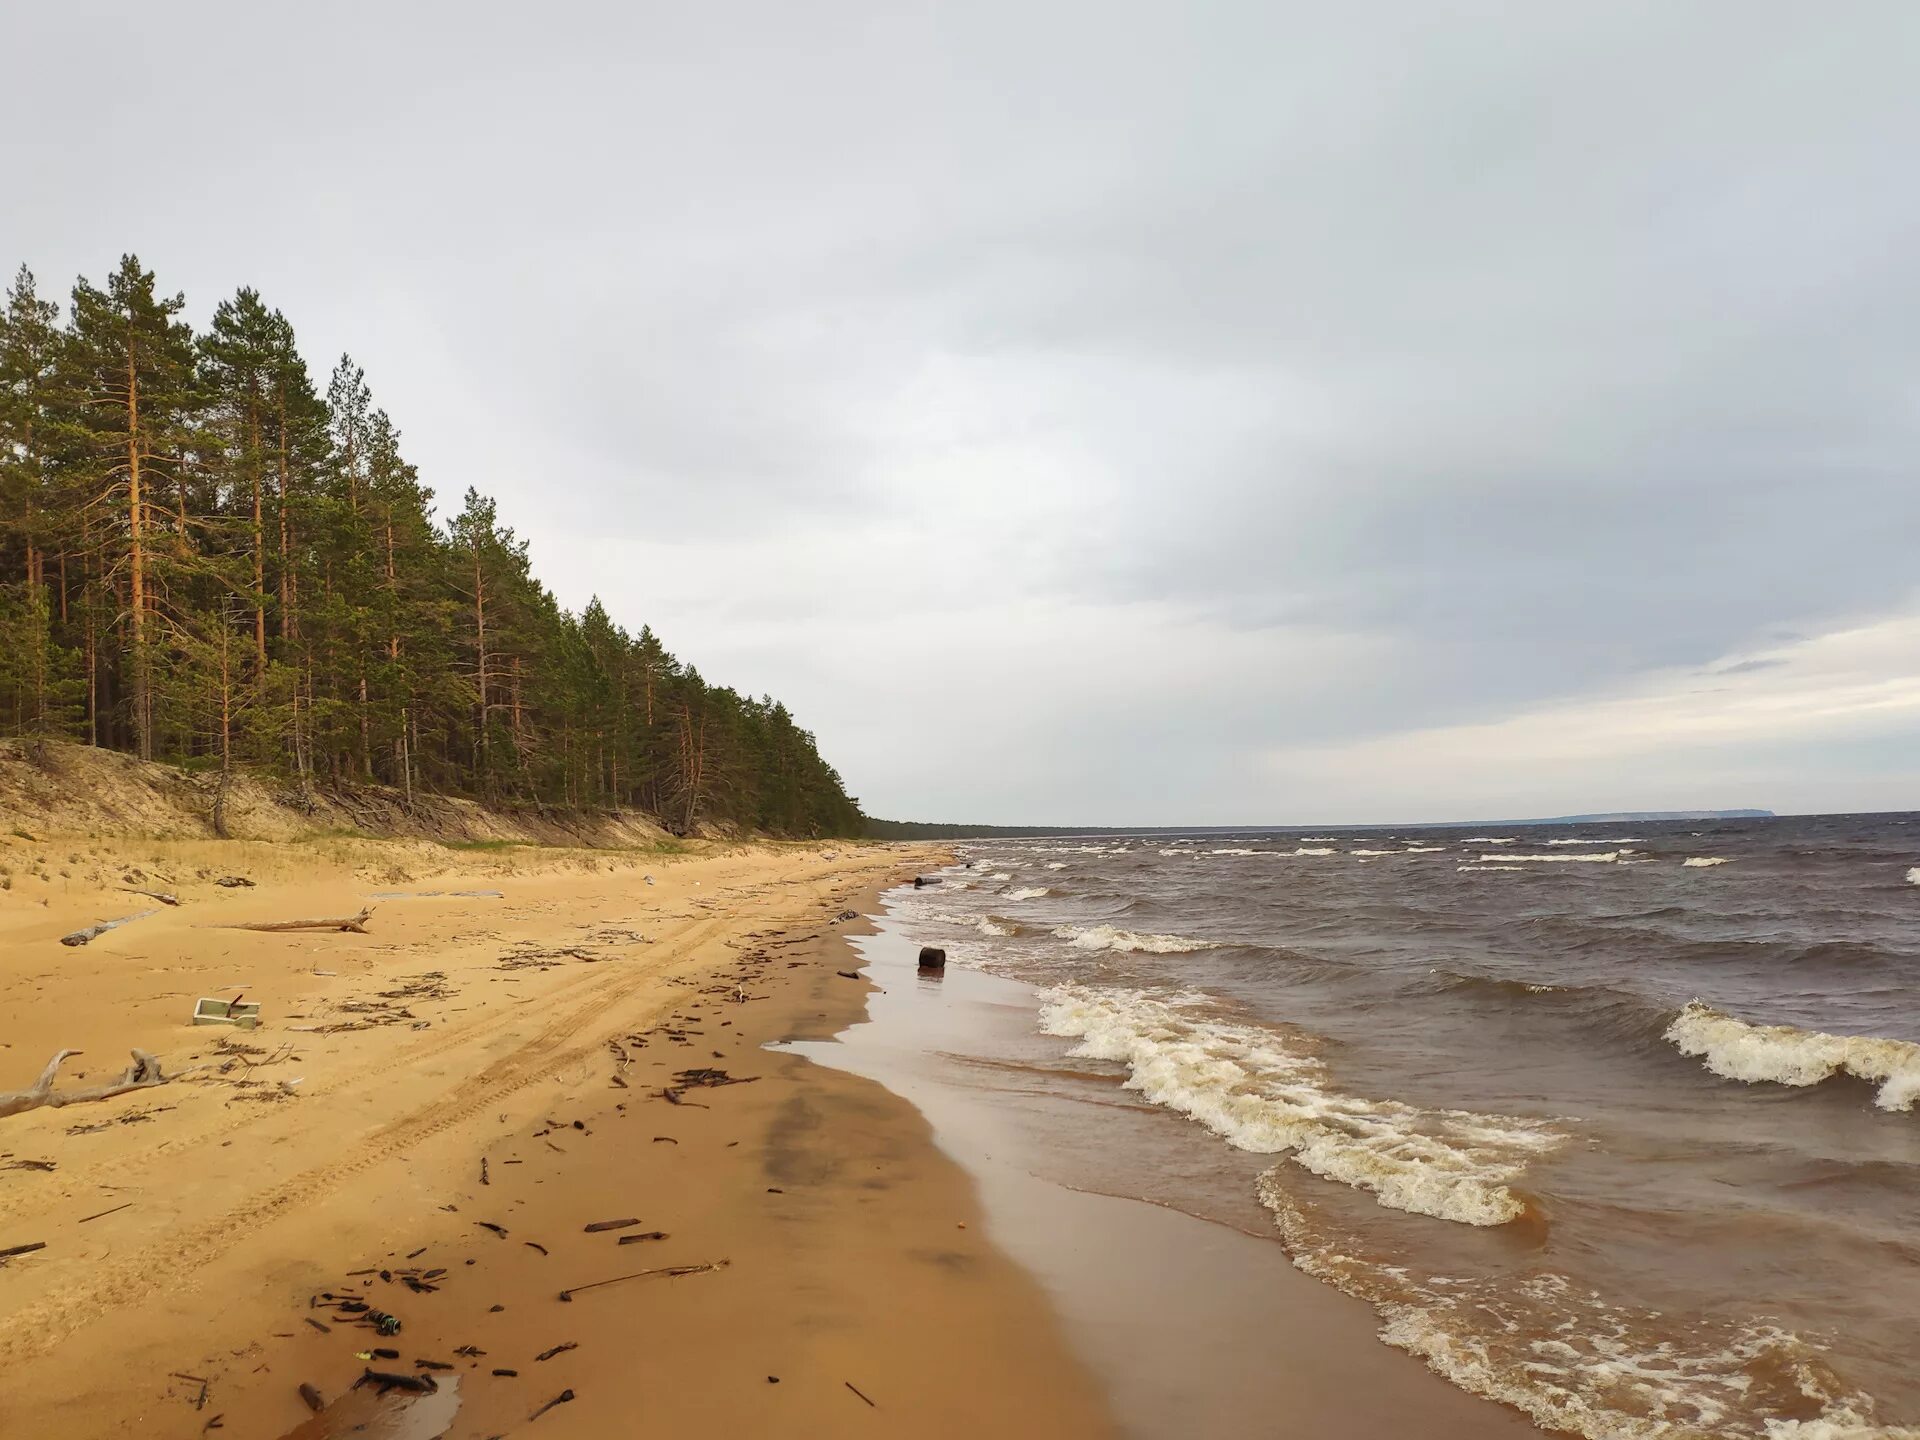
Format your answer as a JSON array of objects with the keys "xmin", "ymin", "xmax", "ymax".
[{"xmin": 6, "ymin": 0, "xmax": 1919, "ymax": 818}]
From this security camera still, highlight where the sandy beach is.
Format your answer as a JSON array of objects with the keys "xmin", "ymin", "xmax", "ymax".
[{"xmin": 0, "ymin": 835, "xmax": 1112, "ymax": 1438}]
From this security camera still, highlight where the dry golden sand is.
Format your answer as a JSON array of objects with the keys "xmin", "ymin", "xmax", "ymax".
[{"xmin": 0, "ymin": 837, "xmax": 1113, "ymax": 1439}]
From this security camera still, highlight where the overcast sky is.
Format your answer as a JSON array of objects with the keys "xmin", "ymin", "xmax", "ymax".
[{"xmin": 7, "ymin": 1, "xmax": 1919, "ymax": 823}]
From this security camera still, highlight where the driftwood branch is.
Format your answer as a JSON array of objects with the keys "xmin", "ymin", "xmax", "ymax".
[
  {"xmin": 221, "ymin": 906, "xmax": 375, "ymax": 934},
  {"xmin": 0, "ymin": 1050, "xmax": 176, "ymax": 1120},
  {"xmin": 123, "ymin": 887, "xmax": 180, "ymax": 906},
  {"xmin": 61, "ymin": 910, "xmax": 157, "ymax": 947}
]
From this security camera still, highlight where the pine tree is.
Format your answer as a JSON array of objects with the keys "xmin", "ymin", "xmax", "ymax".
[{"xmin": 63, "ymin": 256, "xmax": 200, "ymax": 760}]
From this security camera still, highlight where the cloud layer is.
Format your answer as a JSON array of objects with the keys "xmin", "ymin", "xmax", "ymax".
[{"xmin": 7, "ymin": 1, "xmax": 1918, "ymax": 822}]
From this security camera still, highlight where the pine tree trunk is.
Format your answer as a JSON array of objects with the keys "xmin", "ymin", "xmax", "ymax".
[
  {"xmin": 125, "ymin": 336, "xmax": 151, "ymax": 762},
  {"xmin": 214, "ymin": 622, "xmax": 233, "ymax": 839},
  {"xmin": 251, "ymin": 409, "xmax": 266, "ymax": 673},
  {"xmin": 472, "ymin": 537, "xmax": 489, "ymax": 788}
]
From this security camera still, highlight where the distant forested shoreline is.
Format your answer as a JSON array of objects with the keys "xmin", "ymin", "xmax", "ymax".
[{"xmin": 0, "ymin": 256, "xmax": 861, "ymax": 836}]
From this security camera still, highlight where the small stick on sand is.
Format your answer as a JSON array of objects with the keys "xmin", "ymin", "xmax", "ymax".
[
  {"xmin": 557, "ymin": 1259, "xmax": 728, "ymax": 1302},
  {"xmin": 529, "ymin": 1389, "xmax": 575, "ymax": 1421}
]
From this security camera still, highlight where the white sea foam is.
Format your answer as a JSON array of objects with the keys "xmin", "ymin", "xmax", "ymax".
[
  {"xmin": 1664, "ymin": 1001, "xmax": 1920, "ymax": 1112},
  {"xmin": 1908, "ymin": 867, "xmax": 1920, "ymax": 886},
  {"xmin": 1457, "ymin": 864, "xmax": 1527, "ymax": 873},
  {"xmin": 977, "ymin": 917, "xmax": 1015, "ymax": 937},
  {"xmin": 1300, "ymin": 836, "xmax": 1338, "ymax": 842},
  {"xmin": 1038, "ymin": 985, "xmax": 1559, "ymax": 1224},
  {"xmin": 989, "ymin": 871, "xmax": 1012, "ymax": 881},
  {"xmin": 1256, "ymin": 1180, "xmax": 1916, "ymax": 1440},
  {"xmin": 1157, "ymin": 848, "xmax": 1194, "ymax": 857},
  {"xmin": 1403, "ymin": 845, "xmax": 1446, "ymax": 853},
  {"xmin": 1545, "ymin": 837, "xmax": 1591, "ymax": 845},
  {"xmin": 1682, "ymin": 856, "xmax": 1733, "ymax": 868},
  {"xmin": 1005, "ymin": 886, "xmax": 1051, "ymax": 901},
  {"xmin": 1287, "ymin": 846, "xmax": 1336, "ymax": 856},
  {"xmin": 1049, "ymin": 926, "xmax": 1213, "ymax": 955},
  {"xmin": 1045, "ymin": 861, "xmax": 1067, "ymax": 870},
  {"xmin": 1210, "ymin": 847, "xmax": 1258, "ymax": 855},
  {"xmin": 1492, "ymin": 851, "xmax": 1620, "ymax": 864},
  {"xmin": 1350, "ymin": 848, "xmax": 1396, "ymax": 857}
]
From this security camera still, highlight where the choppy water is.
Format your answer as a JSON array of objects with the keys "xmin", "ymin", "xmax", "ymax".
[{"xmin": 893, "ymin": 817, "xmax": 1920, "ymax": 1440}]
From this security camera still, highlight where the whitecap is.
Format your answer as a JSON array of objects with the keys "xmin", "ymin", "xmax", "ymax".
[
  {"xmin": 977, "ymin": 917, "xmax": 1015, "ymax": 937},
  {"xmin": 1049, "ymin": 925, "xmax": 1212, "ymax": 955},
  {"xmin": 1045, "ymin": 861, "xmax": 1067, "ymax": 870},
  {"xmin": 1492, "ymin": 851, "xmax": 1619, "ymax": 864},
  {"xmin": 1908, "ymin": 867, "xmax": 1920, "ymax": 886},
  {"xmin": 1457, "ymin": 864, "xmax": 1527, "ymax": 873},
  {"xmin": 988, "ymin": 871, "xmax": 1012, "ymax": 881},
  {"xmin": 1350, "ymin": 848, "xmax": 1396, "ymax": 857},
  {"xmin": 1402, "ymin": 845, "xmax": 1446, "ymax": 854},
  {"xmin": 1211, "ymin": 847, "xmax": 1259, "ymax": 855},
  {"xmin": 1682, "ymin": 856, "xmax": 1733, "ymax": 868},
  {"xmin": 1040, "ymin": 985, "xmax": 1559, "ymax": 1225},
  {"xmin": 1005, "ymin": 886, "xmax": 1051, "ymax": 901},
  {"xmin": 1664, "ymin": 1000, "xmax": 1920, "ymax": 1112}
]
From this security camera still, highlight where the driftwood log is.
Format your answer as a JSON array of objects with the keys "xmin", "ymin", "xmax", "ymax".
[
  {"xmin": 222, "ymin": 906, "xmax": 375, "ymax": 934},
  {"xmin": 123, "ymin": 888, "xmax": 181, "ymax": 906},
  {"xmin": 0, "ymin": 1050, "xmax": 176, "ymax": 1121},
  {"xmin": 60, "ymin": 910, "xmax": 157, "ymax": 947}
]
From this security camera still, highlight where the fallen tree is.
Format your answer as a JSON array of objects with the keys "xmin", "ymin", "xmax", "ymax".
[{"xmin": 0, "ymin": 1050, "xmax": 178, "ymax": 1121}]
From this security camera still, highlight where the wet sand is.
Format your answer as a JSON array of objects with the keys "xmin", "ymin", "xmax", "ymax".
[
  {"xmin": 800, "ymin": 908, "xmax": 1545, "ymax": 1439},
  {"xmin": 0, "ymin": 837, "xmax": 1110, "ymax": 1438}
]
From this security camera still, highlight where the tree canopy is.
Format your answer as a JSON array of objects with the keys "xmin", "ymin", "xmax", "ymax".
[{"xmin": 0, "ymin": 256, "xmax": 863, "ymax": 838}]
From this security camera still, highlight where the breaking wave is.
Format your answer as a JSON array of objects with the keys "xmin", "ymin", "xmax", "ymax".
[
  {"xmin": 1005, "ymin": 886, "xmax": 1052, "ymax": 901},
  {"xmin": 1664, "ymin": 1002, "xmax": 1920, "ymax": 1112},
  {"xmin": 1683, "ymin": 857, "xmax": 1733, "ymax": 868},
  {"xmin": 1495, "ymin": 851, "xmax": 1620, "ymax": 864},
  {"xmin": 1906, "ymin": 867, "xmax": 1920, "ymax": 886},
  {"xmin": 1049, "ymin": 926, "xmax": 1213, "ymax": 955},
  {"xmin": 1260, "ymin": 1178, "xmax": 1916, "ymax": 1440},
  {"xmin": 1037, "ymin": 985, "xmax": 1560, "ymax": 1224}
]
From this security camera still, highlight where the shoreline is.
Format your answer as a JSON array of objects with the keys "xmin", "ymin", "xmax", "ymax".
[
  {"xmin": 0, "ymin": 838, "xmax": 1111, "ymax": 1438},
  {"xmin": 813, "ymin": 897, "xmax": 1547, "ymax": 1439}
]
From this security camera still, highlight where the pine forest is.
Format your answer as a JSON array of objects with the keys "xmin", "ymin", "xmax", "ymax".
[{"xmin": 0, "ymin": 256, "xmax": 863, "ymax": 838}]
